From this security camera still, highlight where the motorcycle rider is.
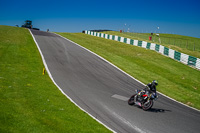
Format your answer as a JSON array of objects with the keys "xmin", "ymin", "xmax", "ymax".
[
  {"xmin": 137, "ymin": 80, "xmax": 158, "ymax": 102},
  {"xmin": 146, "ymin": 80, "xmax": 158, "ymax": 94}
]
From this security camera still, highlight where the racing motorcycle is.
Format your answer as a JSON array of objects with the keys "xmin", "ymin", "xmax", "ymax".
[{"xmin": 128, "ymin": 89, "xmax": 158, "ymax": 111}]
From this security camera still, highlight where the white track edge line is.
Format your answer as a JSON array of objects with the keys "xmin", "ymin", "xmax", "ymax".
[
  {"xmin": 28, "ymin": 29, "xmax": 117, "ymax": 133},
  {"xmin": 55, "ymin": 32, "xmax": 200, "ymax": 112}
]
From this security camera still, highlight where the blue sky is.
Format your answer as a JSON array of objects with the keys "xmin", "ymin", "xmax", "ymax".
[{"xmin": 0, "ymin": 0, "xmax": 200, "ymax": 38}]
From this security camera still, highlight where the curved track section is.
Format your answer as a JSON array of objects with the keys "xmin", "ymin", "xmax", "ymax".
[{"xmin": 31, "ymin": 30, "xmax": 200, "ymax": 133}]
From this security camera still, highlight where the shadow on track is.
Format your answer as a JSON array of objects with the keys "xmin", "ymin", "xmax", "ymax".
[{"xmin": 147, "ymin": 108, "xmax": 172, "ymax": 113}]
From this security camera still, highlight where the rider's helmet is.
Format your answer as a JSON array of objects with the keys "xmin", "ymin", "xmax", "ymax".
[{"xmin": 152, "ymin": 80, "xmax": 158, "ymax": 86}]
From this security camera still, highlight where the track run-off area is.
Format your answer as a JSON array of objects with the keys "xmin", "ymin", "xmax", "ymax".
[{"xmin": 30, "ymin": 29, "xmax": 200, "ymax": 133}]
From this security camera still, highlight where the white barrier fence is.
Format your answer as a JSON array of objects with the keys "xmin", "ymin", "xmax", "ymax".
[{"xmin": 85, "ymin": 30, "xmax": 200, "ymax": 70}]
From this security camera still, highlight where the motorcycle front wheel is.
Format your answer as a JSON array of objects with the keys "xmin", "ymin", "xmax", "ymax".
[
  {"xmin": 128, "ymin": 94, "xmax": 136, "ymax": 105},
  {"xmin": 142, "ymin": 100, "xmax": 153, "ymax": 111}
]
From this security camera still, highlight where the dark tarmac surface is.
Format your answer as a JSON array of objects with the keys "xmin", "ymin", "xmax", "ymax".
[{"xmin": 31, "ymin": 30, "xmax": 200, "ymax": 133}]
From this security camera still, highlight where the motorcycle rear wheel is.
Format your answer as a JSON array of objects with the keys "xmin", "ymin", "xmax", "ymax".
[
  {"xmin": 128, "ymin": 94, "xmax": 136, "ymax": 105},
  {"xmin": 142, "ymin": 100, "xmax": 153, "ymax": 111}
]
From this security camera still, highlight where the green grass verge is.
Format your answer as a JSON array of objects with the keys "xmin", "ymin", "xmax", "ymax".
[
  {"xmin": 57, "ymin": 32, "xmax": 200, "ymax": 110},
  {"xmin": 0, "ymin": 25, "xmax": 111, "ymax": 133},
  {"xmin": 102, "ymin": 31, "xmax": 200, "ymax": 58}
]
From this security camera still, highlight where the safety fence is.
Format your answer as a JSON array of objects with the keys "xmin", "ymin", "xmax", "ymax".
[
  {"xmin": 122, "ymin": 32, "xmax": 200, "ymax": 52},
  {"xmin": 85, "ymin": 30, "xmax": 200, "ymax": 70}
]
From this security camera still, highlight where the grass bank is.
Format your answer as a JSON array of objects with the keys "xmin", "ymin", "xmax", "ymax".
[
  {"xmin": 0, "ymin": 25, "xmax": 110, "ymax": 133},
  {"xmin": 57, "ymin": 32, "xmax": 200, "ymax": 110}
]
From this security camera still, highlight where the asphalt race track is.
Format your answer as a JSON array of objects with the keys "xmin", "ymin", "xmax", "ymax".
[{"xmin": 31, "ymin": 30, "xmax": 200, "ymax": 133}]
